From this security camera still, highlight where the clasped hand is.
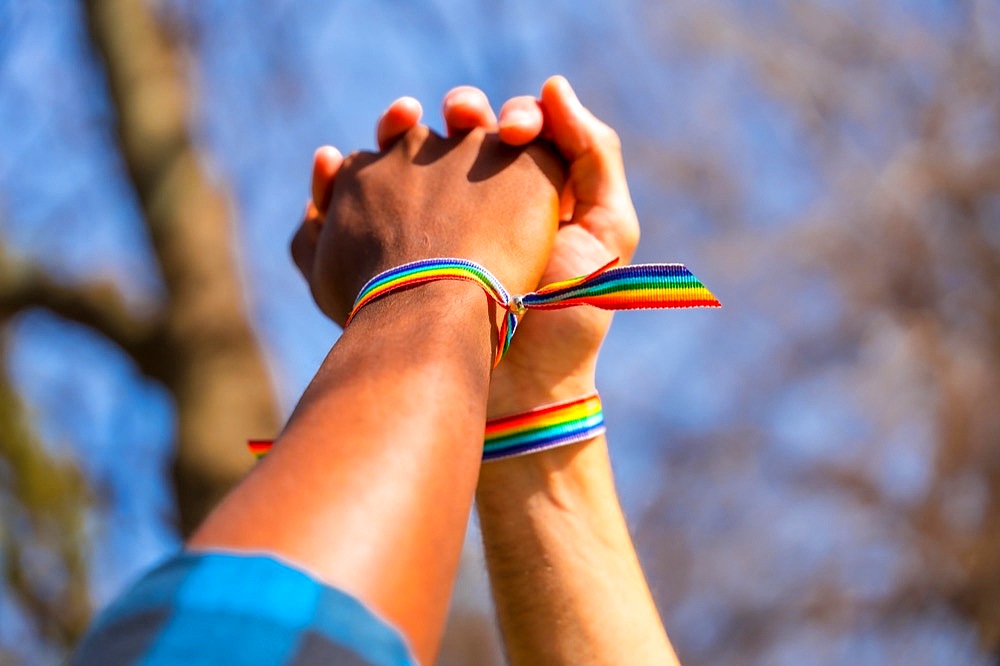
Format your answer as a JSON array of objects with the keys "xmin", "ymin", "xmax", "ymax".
[
  {"xmin": 293, "ymin": 123, "xmax": 563, "ymax": 327},
  {"xmin": 291, "ymin": 77, "xmax": 640, "ymax": 415}
]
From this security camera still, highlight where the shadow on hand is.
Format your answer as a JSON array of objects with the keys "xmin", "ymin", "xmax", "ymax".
[
  {"xmin": 467, "ymin": 134, "xmax": 566, "ymax": 190},
  {"xmin": 409, "ymin": 129, "xmax": 566, "ymax": 190},
  {"xmin": 466, "ymin": 133, "xmax": 522, "ymax": 182}
]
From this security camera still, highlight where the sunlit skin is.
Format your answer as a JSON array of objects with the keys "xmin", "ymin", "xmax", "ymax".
[
  {"xmin": 306, "ymin": 76, "xmax": 680, "ymax": 665},
  {"xmin": 190, "ymin": 125, "xmax": 563, "ymax": 665}
]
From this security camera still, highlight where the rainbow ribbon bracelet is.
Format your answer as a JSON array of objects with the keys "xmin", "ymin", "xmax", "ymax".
[
  {"xmin": 345, "ymin": 258, "xmax": 518, "ymax": 364},
  {"xmin": 347, "ymin": 256, "xmax": 720, "ymax": 366},
  {"xmin": 483, "ymin": 393, "xmax": 606, "ymax": 461},
  {"xmin": 249, "ymin": 256, "xmax": 719, "ymax": 461},
  {"xmin": 249, "ymin": 394, "xmax": 608, "ymax": 462}
]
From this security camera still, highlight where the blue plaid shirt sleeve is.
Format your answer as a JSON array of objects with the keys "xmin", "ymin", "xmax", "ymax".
[{"xmin": 71, "ymin": 551, "xmax": 417, "ymax": 666}]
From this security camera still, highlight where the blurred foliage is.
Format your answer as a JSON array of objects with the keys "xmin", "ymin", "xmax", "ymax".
[
  {"xmin": 634, "ymin": 3, "xmax": 1000, "ymax": 663},
  {"xmin": 0, "ymin": 349, "xmax": 89, "ymax": 655},
  {"xmin": 0, "ymin": 0, "xmax": 998, "ymax": 665}
]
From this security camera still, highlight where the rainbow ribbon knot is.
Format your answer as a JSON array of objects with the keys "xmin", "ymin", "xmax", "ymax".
[
  {"xmin": 249, "ymin": 256, "xmax": 719, "ymax": 461},
  {"xmin": 346, "ymin": 257, "xmax": 721, "ymax": 366}
]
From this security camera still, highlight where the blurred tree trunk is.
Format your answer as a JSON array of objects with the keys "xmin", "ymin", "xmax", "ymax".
[
  {"xmin": 0, "ymin": 0, "xmax": 279, "ymax": 655},
  {"xmin": 82, "ymin": 0, "xmax": 280, "ymax": 536}
]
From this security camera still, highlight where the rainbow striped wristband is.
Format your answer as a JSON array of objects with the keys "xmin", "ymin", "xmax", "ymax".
[
  {"xmin": 346, "ymin": 258, "xmax": 516, "ymax": 367},
  {"xmin": 248, "ymin": 394, "xmax": 605, "ymax": 462},
  {"xmin": 248, "ymin": 256, "xmax": 718, "ymax": 462},
  {"xmin": 483, "ymin": 393, "xmax": 606, "ymax": 461},
  {"xmin": 345, "ymin": 256, "xmax": 720, "ymax": 367}
]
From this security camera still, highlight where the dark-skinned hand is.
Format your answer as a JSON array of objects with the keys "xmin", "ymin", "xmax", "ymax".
[{"xmin": 291, "ymin": 125, "xmax": 565, "ymax": 327}]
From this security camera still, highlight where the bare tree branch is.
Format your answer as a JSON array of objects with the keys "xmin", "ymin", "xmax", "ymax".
[
  {"xmin": 82, "ymin": 0, "xmax": 280, "ymax": 535},
  {"xmin": 0, "ymin": 253, "xmax": 164, "ymax": 376}
]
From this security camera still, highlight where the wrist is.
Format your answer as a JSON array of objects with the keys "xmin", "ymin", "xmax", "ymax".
[
  {"xmin": 345, "ymin": 278, "xmax": 501, "ymax": 371},
  {"xmin": 487, "ymin": 361, "xmax": 598, "ymax": 420},
  {"xmin": 481, "ymin": 374, "xmax": 606, "ymax": 485},
  {"xmin": 477, "ymin": 430, "xmax": 611, "ymax": 511}
]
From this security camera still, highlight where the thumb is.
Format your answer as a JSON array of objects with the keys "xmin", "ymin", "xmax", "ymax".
[
  {"xmin": 311, "ymin": 145, "xmax": 344, "ymax": 213},
  {"xmin": 291, "ymin": 201, "xmax": 322, "ymax": 281},
  {"xmin": 540, "ymin": 76, "xmax": 638, "ymax": 254}
]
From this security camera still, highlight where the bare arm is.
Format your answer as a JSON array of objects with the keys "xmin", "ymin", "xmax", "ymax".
[
  {"xmin": 303, "ymin": 79, "xmax": 680, "ymax": 663},
  {"xmin": 477, "ymin": 435, "xmax": 677, "ymax": 665},
  {"xmin": 190, "ymin": 281, "xmax": 491, "ymax": 663},
  {"xmin": 443, "ymin": 78, "xmax": 680, "ymax": 664},
  {"xmin": 189, "ymin": 126, "xmax": 562, "ymax": 664}
]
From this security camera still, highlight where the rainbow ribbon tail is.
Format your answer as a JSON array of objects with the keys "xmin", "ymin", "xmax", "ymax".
[
  {"xmin": 522, "ymin": 260, "xmax": 721, "ymax": 311},
  {"xmin": 248, "ymin": 440, "xmax": 272, "ymax": 459}
]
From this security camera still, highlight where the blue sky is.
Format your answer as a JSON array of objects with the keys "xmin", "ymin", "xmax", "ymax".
[{"xmin": 0, "ymin": 1, "xmax": 990, "ymax": 663}]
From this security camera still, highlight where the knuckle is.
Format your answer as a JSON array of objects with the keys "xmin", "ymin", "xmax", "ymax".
[
  {"xmin": 401, "ymin": 124, "xmax": 431, "ymax": 147},
  {"xmin": 289, "ymin": 229, "xmax": 310, "ymax": 268},
  {"xmin": 340, "ymin": 149, "xmax": 363, "ymax": 169},
  {"xmin": 613, "ymin": 206, "xmax": 641, "ymax": 253},
  {"xmin": 623, "ymin": 222, "xmax": 640, "ymax": 251},
  {"xmin": 596, "ymin": 124, "xmax": 622, "ymax": 152}
]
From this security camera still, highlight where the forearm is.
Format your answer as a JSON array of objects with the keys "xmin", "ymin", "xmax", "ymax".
[
  {"xmin": 477, "ymin": 434, "xmax": 679, "ymax": 665},
  {"xmin": 190, "ymin": 282, "xmax": 495, "ymax": 663}
]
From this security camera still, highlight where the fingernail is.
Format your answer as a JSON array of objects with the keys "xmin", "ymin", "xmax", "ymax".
[
  {"xmin": 499, "ymin": 110, "xmax": 532, "ymax": 129},
  {"xmin": 315, "ymin": 145, "xmax": 342, "ymax": 162},
  {"xmin": 446, "ymin": 90, "xmax": 478, "ymax": 111}
]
